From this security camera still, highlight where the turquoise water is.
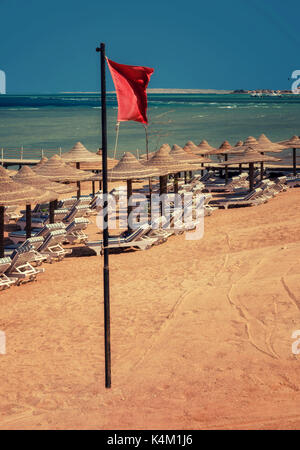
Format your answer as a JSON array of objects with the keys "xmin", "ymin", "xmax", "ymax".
[{"xmin": 0, "ymin": 93, "xmax": 299, "ymax": 163}]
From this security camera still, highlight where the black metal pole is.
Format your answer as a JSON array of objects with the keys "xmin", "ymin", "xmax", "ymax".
[
  {"xmin": 49, "ymin": 200, "xmax": 55, "ymax": 224},
  {"xmin": 26, "ymin": 204, "xmax": 31, "ymax": 239},
  {"xmin": 96, "ymin": 42, "xmax": 111, "ymax": 389},
  {"xmin": 0, "ymin": 206, "xmax": 4, "ymax": 258},
  {"xmin": 92, "ymin": 180, "xmax": 95, "ymax": 196},
  {"xmin": 224, "ymin": 154, "xmax": 228, "ymax": 183},
  {"xmin": 260, "ymin": 152, "xmax": 264, "ymax": 181},
  {"xmin": 76, "ymin": 162, "xmax": 81, "ymax": 199},
  {"xmin": 174, "ymin": 172, "xmax": 179, "ymax": 194},
  {"xmin": 293, "ymin": 148, "xmax": 297, "ymax": 176},
  {"xmin": 127, "ymin": 179, "xmax": 133, "ymax": 233},
  {"xmin": 249, "ymin": 162, "xmax": 254, "ymax": 192}
]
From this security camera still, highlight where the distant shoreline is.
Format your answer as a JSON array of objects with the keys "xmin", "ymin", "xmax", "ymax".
[{"xmin": 61, "ymin": 89, "xmax": 234, "ymax": 94}]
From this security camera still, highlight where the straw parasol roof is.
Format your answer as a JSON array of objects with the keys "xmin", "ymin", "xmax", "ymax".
[
  {"xmin": 143, "ymin": 145, "xmax": 193, "ymax": 174},
  {"xmin": 4, "ymin": 167, "xmax": 17, "ymax": 177},
  {"xmin": 278, "ymin": 135, "xmax": 300, "ymax": 148},
  {"xmin": 234, "ymin": 140, "xmax": 243, "ymax": 147},
  {"xmin": 0, "ymin": 166, "xmax": 56, "ymax": 206},
  {"xmin": 210, "ymin": 140, "xmax": 237, "ymax": 155},
  {"xmin": 183, "ymin": 140, "xmax": 213, "ymax": 156},
  {"xmin": 195, "ymin": 140, "xmax": 217, "ymax": 155},
  {"xmin": 32, "ymin": 156, "xmax": 48, "ymax": 171},
  {"xmin": 170, "ymin": 144, "xmax": 211, "ymax": 164},
  {"xmin": 257, "ymin": 134, "xmax": 284, "ymax": 153},
  {"xmin": 34, "ymin": 155, "xmax": 93, "ymax": 182},
  {"xmin": 62, "ymin": 141, "xmax": 102, "ymax": 163},
  {"xmin": 13, "ymin": 166, "xmax": 74, "ymax": 195},
  {"xmin": 107, "ymin": 152, "xmax": 160, "ymax": 181},
  {"xmin": 221, "ymin": 147, "xmax": 281, "ymax": 165}
]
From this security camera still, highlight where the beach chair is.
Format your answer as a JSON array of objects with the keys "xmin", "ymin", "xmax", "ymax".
[
  {"xmin": 271, "ymin": 176, "xmax": 288, "ymax": 194},
  {"xmin": 16, "ymin": 209, "xmax": 68, "ymax": 230},
  {"xmin": 286, "ymin": 175, "xmax": 300, "ymax": 188},
  {"xmin": 6, "ymin": 247, "xmax": 45, "ymax": 285},
  {"xmin": 37, "ymin": 229, "xmax": 72, "ymax": 262},
  {"xmin": 0, "ymin": 257, "xmax": 16, "ymax": 290},
  {"xmin": 4, "ymin": 237, "xmax": 47, "ymax": 266},
  {"xmin": 204, "ymin": 173, "xmax": 248, "ymax": 193},
  {"xmin": 210, "ymin": 188, "xmax": 265, "ymax": 209},
  {"xmin": 86, "ymin": 223, "xmax": 160, "ymax": 256},
  {"xmin": 4, "ymin": 205, "xmax": 22, "ymax": 223},
  {"xmin": 58, "ymin": 197, "xmax": 92, "ymax": 210},
  {"xmin": 8, "ymin": 222, "xmax": 66, "ymax": 244},
  {"xmin": 64, "ymin": 218, "xmax": 90, "ymax": 244}
]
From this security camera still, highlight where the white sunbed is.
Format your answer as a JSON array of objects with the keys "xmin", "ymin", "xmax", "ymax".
[
  {"xmin": 0, "ymin": 257, "xmax": 16, "ymax": 290},
  {"xmin": 6, "ymin": 247, "xmax": 45, "ymax": 285},
  {"xmin": 37, "ymin": 230, "xmax": 72, "ymax": 263},
  {"xmin": 64, "ymin": 218, "xmax": 90, "ymax": 244},
  {"xmin": 86, "ymin": 223, "xmax": 160, "ymax": 256}
]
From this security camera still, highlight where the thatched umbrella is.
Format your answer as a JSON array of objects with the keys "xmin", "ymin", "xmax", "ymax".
[
  {"xmin": 107, "ymin": 152, "xmax": 159, "ymax": 232},
  {"xmin": 61, "ymin": 142, "xmax": 102, "ymax": 198},
  {"xmin": 34, "ymin": 154, "xmax": 92, "ymax": 182},
  {"xmin": 277, "ymin": 135, "xmax": 300, "ymax": 176},
  {"xmin": 0, "ymin": 166, "xmax": 55, "ymax": 256},
  {"xmin": 184, "ymin": 140, "xmax": 217, "ymax": 178},
  {"xmin": 222, "ymin": 146, "xmax": 281, "ymax": 192},
  {"xmin": 3, "ymin": 168, "xmax": 17, "ymax": 177},
  {"xmin": 208, "ymin": 141, "xmax": 244, "ymax": 181},
  {"xmin": 256, "ymin": 134, "xmax": 284, "ymax": 179},
  {"xmin": 143, "ymin": 145, "xmax": 193, "ymax": 195},
  {"xmin": 13, "ymin": 166, "xmax": 74, "ymax": 223},
  {"xmin": 196, "ymin": 140, "xmax": 217, "ymax": 154},
  {"xmin": 32, "ymin": 156, "xmax": 48, "ymax": 171},
  {"xmin": 170, "ymin": 144, "xmax": 211, "ymax": 192}
]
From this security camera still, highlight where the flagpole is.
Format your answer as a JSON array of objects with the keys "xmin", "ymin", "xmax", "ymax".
[
  {"xmin": 144, "ymin": 125, "xmax": 152, "ymax": 217},
  {"xmin": 96, "ymin": 42, "xmax": 111, "ymax": 389}
]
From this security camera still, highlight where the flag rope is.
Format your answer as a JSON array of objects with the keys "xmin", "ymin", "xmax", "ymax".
[{"xmin": 109, "ymin": 121, "xmax": 120, "ymax": 182}]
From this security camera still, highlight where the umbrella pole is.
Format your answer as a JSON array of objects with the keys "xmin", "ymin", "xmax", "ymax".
[
  {"xmin": 201, "ymin": 163, "xmax": 204, "ymax": 177},
  {"xmin": 249, "ymin": 162, "xmax": 254, "ymax": 192},
  {"xmin": 239, "ymin": 163, "xmax": 242, "ymax": 174},
  {"xmin": 127, "ymin": 179, "xmax": 133, "ymax": 233},
  {"xmin": 92, "ymin": 180, "xmax": 95, "ymax": 196},
  {"xmin": 0, "ymin": 206, "xmax": 4, "ymax": 258},
  {"xmin": 144, "ymin": 125, "xmax": 152, "ymax": 222},
  {"xmin": 184, "ymin": 171, "xmax": 187, "ymax": 184},
  {"xmin": 26, "ymin": 204, "xmax": 31, "ymax": 239},
  {"xmin": 260, "ymin": 152, "xmax": 264, "ymax": 181},
  {"xmin": 174, "ymin": 172, "xmax": 179, "ymax": 194},
  {"xmin": 224, "ymin": 154, "xmax": 228, "ymax": 183},
  {"xmin": 293, "ymin": 148, "xmax": 297, "ymax": 176},
  {"xmin": 97, "ymin": 42, "xmax": 111, "ymax": 389},
  {"xmin": 49, "ymin": 201, "xmax": 55, "ymax": 224},
  {"xmin": 76, "ymin": 162, "xmax": 81, "ymax": 199},
  {"xmin": 189, "ymin": 170, "xmax": 192, "ymax": 180}
]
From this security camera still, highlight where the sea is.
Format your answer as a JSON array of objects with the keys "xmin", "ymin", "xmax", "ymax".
[{"xmin": 0, "ymin": 93, "xmax": 300, "ymax": 164}]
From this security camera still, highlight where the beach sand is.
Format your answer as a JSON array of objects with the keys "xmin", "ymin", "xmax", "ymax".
[{"xmin": 0, "ymin": 185, "xmax": 300, "ymax": 429}]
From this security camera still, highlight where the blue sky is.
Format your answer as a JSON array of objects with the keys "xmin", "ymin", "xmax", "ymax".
[{"xmin": 1, "ymin": 0, "xmax": 300, "ymax": 93}]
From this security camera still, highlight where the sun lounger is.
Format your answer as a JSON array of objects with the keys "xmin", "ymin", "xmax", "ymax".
[
  {"xmin": 86, "ymin": 223, "xmax": 160, "ymax": 255},
  {"xmin": 9, "ymin": 222, "xmax": 66, "ymax": 244},
  {"xmin": 37, "ymin": 230, "xmax": 72, "ymax": 262},
  {"xmin": 4, "ymin": 237, "xmax": 47, "ymax": 266},
  {"xmin": 58, "ymin": 197, "xmax": 92, "ymax": 210},
  {"xmin": 203, "ymin": 173, "xmax": 248, "ymax": 193},
  {"xmin": 64, "ymin": 218, "xmax": 90, "ymax": 244},
  {"xmin": 210, "ymin": 188, "xmax": 265, "ymax": 209},
  {"xmin": 4, "ymin": 205, "xmax": 22, "ymax": 223},
  {"xmin": 6, "ymin": 247, "xmax": 45, "ymax": 285},
  {"xmin": 0, "ymin": 257, "xmax": 16, "ymax": 290},
  {"xmin": 286, "ymin": 175, "xmax": 300, "ymax": 188},
  {"xmin": 16, "ymin": 209, "xmax": 69, "ymax": 230}
]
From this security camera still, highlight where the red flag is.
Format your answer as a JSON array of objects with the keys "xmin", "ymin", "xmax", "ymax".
[{"xmin": 106, "ymin": 58, "xmax": 154, "ymax": 125}]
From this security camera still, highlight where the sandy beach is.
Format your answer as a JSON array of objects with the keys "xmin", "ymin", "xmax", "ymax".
[{"xmin": 0, "ymin": 182, "xmax": 298, "ymax": 430}]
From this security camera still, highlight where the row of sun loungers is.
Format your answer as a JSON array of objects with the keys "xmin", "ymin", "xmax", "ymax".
[{"xmin": 1, "ymin": 170, "xmax": 296, "ymax": 290}]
